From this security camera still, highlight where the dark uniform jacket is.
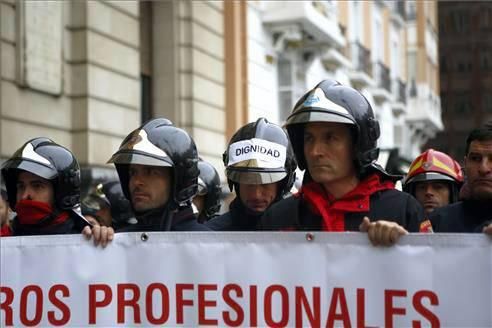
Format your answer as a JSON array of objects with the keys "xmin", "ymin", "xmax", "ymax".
[
  {"xmin": 261, "ymin": 174, "xmax": 424, "ymax": 232},
  {"xmin": 205, "ymin": 198, "xmax": 262, "ymax": 231},
  {"xmin": 11, "ymin": 212, "xmax": 86, "ymax": 236},
  {"xmin": 429, "ymin": 200, "xmax": 492, "ymax": 233},
  {"xmin": 117, "ymin": 206, "xmax": 210, "ymax": 232}
]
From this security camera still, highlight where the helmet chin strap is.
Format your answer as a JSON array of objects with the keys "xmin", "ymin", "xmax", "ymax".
[{"xmin": 160, "ymin": 198, "xmax": 188, "ymax": 231}]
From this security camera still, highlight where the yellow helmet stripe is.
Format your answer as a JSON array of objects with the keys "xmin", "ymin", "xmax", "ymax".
[
  {"xmin": 432, "ymin": 157, "xmax": 457, "ymax": 178},
  {"xmin": 408, "ymin": 158, "xmax": 423, "ymax": 176}
]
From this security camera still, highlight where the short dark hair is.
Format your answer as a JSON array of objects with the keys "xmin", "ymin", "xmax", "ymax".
[{"xmin": 465, "ymin": 122, "xmax": 492, "ymax": 155}]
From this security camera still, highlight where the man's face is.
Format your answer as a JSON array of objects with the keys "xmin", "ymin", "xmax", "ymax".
[
  {"xmin": 239, "ymin": 182, "xmax": 278, "ymax": 213},
  {"xmin": 128, "ymin": 164, "xmax": 172, "ymax": 212},
  {"xmin": 414, "ymin": 181, "xmax": 450, "ymax": 214},
  {"xmin": 0, "ymin": 197, "xmax": 8, "ymax": 225},
  {"xmin": 464, "ymin": 140, "xmax": 492, "ymax": 200},
  {"xmin": 303, "ymin": 122, "xmax": 357, "ymax": 185},
  {"xmin": 16, "ymin": 171, "xmax": 55, "ymax": 206}
]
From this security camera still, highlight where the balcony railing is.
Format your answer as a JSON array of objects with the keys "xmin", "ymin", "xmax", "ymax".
[
  {"xmin": 398, "ymin": 80, "xmax": 407, "ymax": 104},
  {"xmin": 396, "ymin": 1, "xmax": 406, "ymax": 20},
  {"xmin": 374, "ymin": 61, "xmax": 391, "ymax": 92},
  {"xmin": 392, "ymin": 79, "xmax": 407, "ymax": 104},
  {"xmin": 350, "ymin": 41, "xmax": 372, "ymax": 76},
  {"xmin": 387, "ymin": 1, "xmax": 406, "ymax": 20}
]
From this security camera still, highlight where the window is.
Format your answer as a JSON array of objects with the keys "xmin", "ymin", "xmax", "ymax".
[
  {"xmin": 407, "ymin": 52, "xmax": 416, "ymax": 83},
  {"xmin": 455, "ymin": 54, "xmax": 472, "ymax": 73},
  {"xmin": 483, "ymin": 93, "xmax": 492, "ymax": 113},
  {"xmin": 440, "ymin": 55, "xmax": 447, "ymax": 73},
  {"xmin": 454, "ymin": 93, "xmax": 472, "ymax": 115},
  {"xmin": 140, "ymin": 1, "xmax": 153, "ymax": 123},
  {"xmin": 440, "ymin": 93, "xmax": 448, "ymax": 112},
  {"xmin": 277, "ymin": 57, "xmax": 295, "ymax": 121},
  {"xmin": 451, "ymin": 10, "xmax": 470, "ymax": 33},
  {"xmin": 277, "ymin": 55, "xmax": 306, "ymax": 122},
  {"xmin": 480, "ymin": 51, "xmax": 492, "ymax": 71},
  {"xmin": 480, "ymin": 7, "xmax": 492, "ymax": 29},
  {"xmin": 407, "ymin": 1, "xmax": 416, "ymax": 20}
]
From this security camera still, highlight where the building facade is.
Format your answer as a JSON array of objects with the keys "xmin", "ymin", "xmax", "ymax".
[
  {"xmin": 426, "ymin": 1, "xmax": 492, "ymax": 160},
  {"xmin": 0, "ymin": 0, "xmax": 441, "ymax": 188}
]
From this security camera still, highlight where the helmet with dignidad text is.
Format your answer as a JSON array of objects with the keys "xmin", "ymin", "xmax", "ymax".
[
  {"xmin": 107, "ymin": 118, "xmax": 200, "ymax": 207},
  {"xmin": 1, "ymin": 137, "xmax": 82, "ymax": 212},
  {"xmin": 403, "ymin": 149, "xmax": 464, "ymax": 203},
  {"xmin": 286, "ymin": 79, "xmax": 381, "ymax": 176},
  {"xmin": 223, "ymin": 118, "xmax": 297, "ymax": 198}
]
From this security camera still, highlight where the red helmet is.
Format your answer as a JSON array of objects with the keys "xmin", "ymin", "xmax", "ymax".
[{"xmin": 403, "ymin": 149, "xmax": 464, "ymax": 202}]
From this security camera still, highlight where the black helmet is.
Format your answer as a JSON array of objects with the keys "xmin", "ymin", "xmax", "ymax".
[
  {"xmin": 223, "ymin": 117, "xmax": 297, "ymax": 198},
  {"xmin": 197, "ymin": 159, "xmax": 222, "ymax": 218},
  {"xmin": 102, "ymin": 181, "xmax": 135, "ymax": 224},
  {"xmin": 1, "ymin": 137, "xmax": 82, "ymax": 212},
  {"xmin": 286, "ymin": 79, "xmax": 380, "ymax": 174},
  {"xmin": 108, "ymin": 118, "xmax": 199, "ymax": 206},
  {"xmin": 82, "ymin": 180, "xmax": 136, "ymax": 227}
]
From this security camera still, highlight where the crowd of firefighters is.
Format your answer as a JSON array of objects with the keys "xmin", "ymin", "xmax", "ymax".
[{"xmin": 1, "ymin": 79, "xmax": 491, "ymax": 246}]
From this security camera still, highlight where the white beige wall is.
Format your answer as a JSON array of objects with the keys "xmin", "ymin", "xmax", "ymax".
[
  {"xmin": 0, "ymin": 0, "xmax": 140, "ymax": 167},
  {"xmin": 152, "ymin": 0, "xmax": 226, "ymax": 176},
  {"xmin": 1, "ymin": 0, "xmax": 73, "ymax": 160},
  {"xmin": 70, "ymin": 1, "xmax": 140, "ymax": 165},
  {"xmin": 246, "ymin": 2, "xmax": 279, "ymax": 123}
]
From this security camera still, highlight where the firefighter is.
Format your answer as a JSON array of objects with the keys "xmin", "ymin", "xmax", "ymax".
[
  {"xmin": 261, "ymin": 79, "xmax": 424, "ymax": 246},
  {"xmin": 403, "ymin": 149, "xmax": 463, "ymax": 214}
]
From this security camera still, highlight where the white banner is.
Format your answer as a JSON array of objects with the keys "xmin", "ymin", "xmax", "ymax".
[{"xmin": 1, "ymin": 233, "xmax": 491, "ymax": 327}]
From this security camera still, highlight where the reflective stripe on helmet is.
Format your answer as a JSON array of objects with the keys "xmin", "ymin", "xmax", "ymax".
[
  {"xmin": 21, "ymin": 142, "xmax": 52, "ymax": 166},
  {"xmin": 432, "ymin": 156, "xmax": 460, "ymax": 179},
  {"xmin": 120, "ymin": 129, "xmax": 169, "ymax": 159},
  {"xmin": 293, "ymin": 88, "xmax": 351, "ymax": 116}
]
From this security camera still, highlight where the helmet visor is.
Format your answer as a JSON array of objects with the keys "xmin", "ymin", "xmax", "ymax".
[
  {"xmin": 1, "ymin": 158, "xmax": 58, "ymax": 180},
  {"xmin": 406, "ymin": 172, "xmax": 456, "ymax": 185},
  {"xmin": 108, "ymin": 151, "xmax": 173, "ymax": 168},
  {"xmin": 108, "ymin": 128, "xmax": 173, "ymax": 167},
  {"xmin": 286, "ymin": 109, "xmax": 355, "ymax": 126},
  {"xmin": 227, "ymin": 167, "xmax": 287, "ymax": 184}
]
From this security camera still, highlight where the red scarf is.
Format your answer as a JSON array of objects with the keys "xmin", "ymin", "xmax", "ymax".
[
  {"xmin": 300, "ymin": 174, "xmax": 395, "ymax": 231},
  {"xmin": 0, "ymin": 223, "xmax": 12, "ymax": 236},
  {"xmin": 15, "ymin": 200, "xmax": 70, "ymax": 226}
]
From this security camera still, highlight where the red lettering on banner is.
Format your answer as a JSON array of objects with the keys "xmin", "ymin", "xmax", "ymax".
[
  {"xmin": 295, "ymin": 286, "xmax": 320, "ymax": 328},
  {"xmin": 198, "ymin": 284, "xmax": 218, "ymax": 325},
  {"xmin": 326, "ymin": 287, "xmax": 351, "ymax": 328},
  {"xmin": 412, "ymin": 290, "xmax": 440, "ymax": 328},
  {"xmin": 176, "ymin": 283, "xmax": 194, "ymax": 324},
  {"xmin": 222, "ymin": 284, "xmax": 244, "ymax": 327},
  {"xmin": 250, "ymin": 285, "xmax": 258, "ymax": 327},
  {"xmin": 264, "ymin": 285, "xmax": 289, "ymax": 327},
  {"xmin": 385, "ymin": 289, "xmax": 407, "ymax": 328},
  {"xmin": 0, "ymin": 286, "xmax": 14, "ymax": 326},
  {"xmin": 356, "ymin": 288, "xmax": 366, "ymax": 328},
  {"xmin": 47, "ymin": 284, "xmax": 70, "ymax": 326},
  {"xmin": 88, "ymin": 284, "xmax": 112, "ymax": 324},
  {"xmin": 146, "ymin": 283, "xmax": 170, "ymax": 325},
  {"xmin": 19, "ymin": 285, "xmax": 43, "ymax": 326},
  {"xmin": 117, "ymin": 283, "xmax": 141, "ymax": 324}
]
